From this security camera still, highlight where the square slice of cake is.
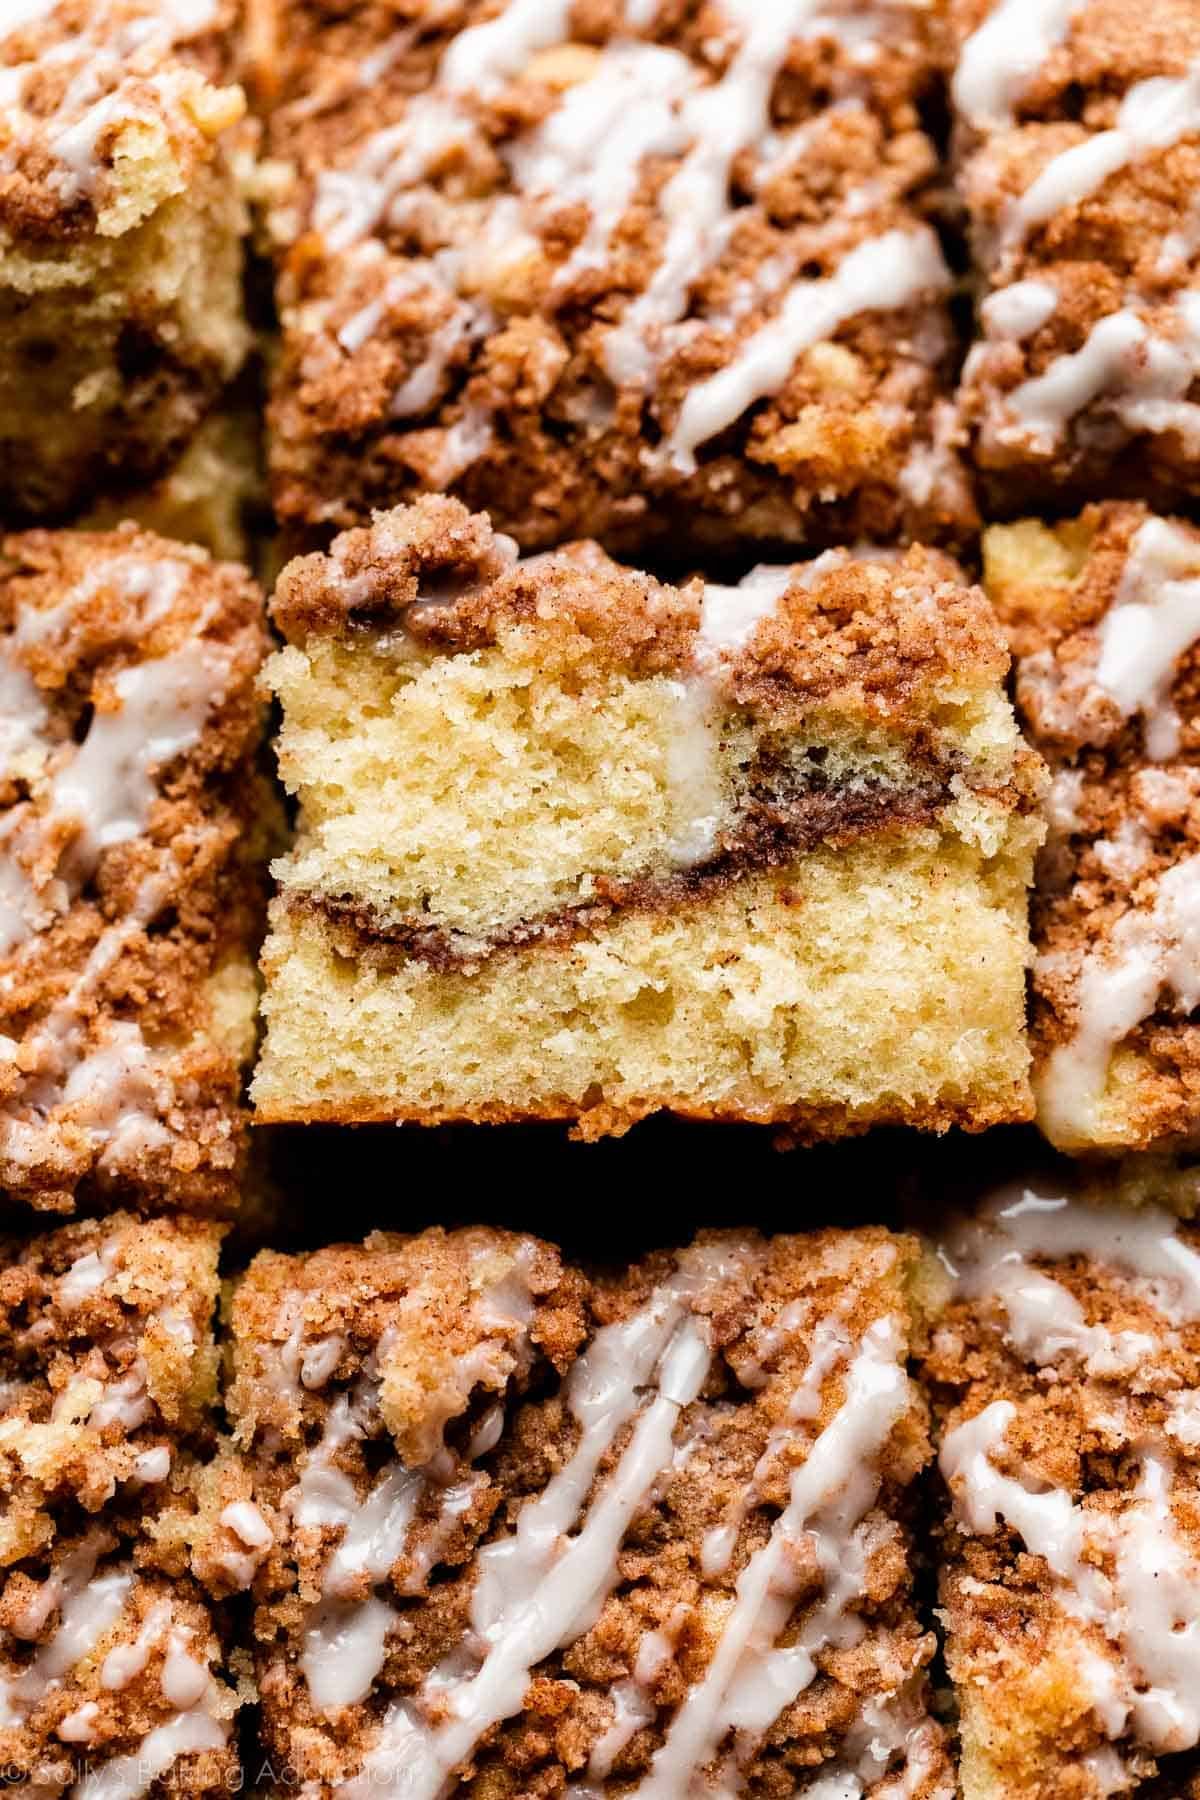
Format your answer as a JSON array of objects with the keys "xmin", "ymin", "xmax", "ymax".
[
  {"xmin": 0, "ymin": 524, "xmax": 271, "ymax": 1214},
  {"xmin": 254, "ymin": 496, "xmax": 1043, "ymax": 1140},
  {"xmin": 983, "ymin": 504, "xmax": 1200, "ymax": 1154},
  {"xmin": 259, "ymin": 0, "xmax": 974, "ymax": 552},
  {"xmin": 923, "ymin": 1177, "xmax": 1200, "ymax": 1798},
  {"xmin": 0, "ymin": 1211, "xmax": 241, "ymax": 1800},
  {"xmin": 0, "ymin": 0, "xmax": 251, "ymax": 524},
  {"xmin": 228, "ymin": 1224, "xmax": 951, "ymax": 1799},
  {"xmin": 948, "ymin": 0, "xmax": 1200, "ymax": 513}
]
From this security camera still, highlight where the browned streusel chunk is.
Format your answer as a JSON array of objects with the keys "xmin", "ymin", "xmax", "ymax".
[
  {"xmin": 983, "ymin": 504, "xmax": 1200, "ymax": 1154},
  {"xmin": 948, "ymin": 0, "xmax": 1200, "ymax": 512},
  {"xmin": 922, "ymin": 1178, "xmax": 1200, "ymax": 1799},
  {"xmin": 0, "ymin": 0, "xmax": 251, "ymax": 523},
  {"xmin": 228, "ymin": 1225, "xmax": 951, "ymax": 1799},
  {"xmin": 0, "ymin": 1212, "xmax": 242, "ymax": 1800},
  {"xmin": 0, "ymin": 524, "xmax": 272, "ymax": 1215},
  {"xmin": 258, "ymin": 0, "xmax": 974, "ymax": 552}
]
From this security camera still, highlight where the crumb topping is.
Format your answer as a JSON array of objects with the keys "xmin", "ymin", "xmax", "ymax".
[
  {"xmin": 927, "ymin": 1182, "xmax": 1200, "ymax": 1794},
  {"xmin": 0, "ymin": 0, "xmax": 244, "ymax": 238},
  {"xmin": 273, "ymin": 497, "xmax": 1008, "ymax": 708},
  {"xmin": 232, "ymin": 1226, "xmax": 949, "ymax": 1799},
  {"xmin": 951, "ymin": 0, "xmax": 1200, "ymax": 497},
  {"xmin": 263, "ymin": 0, "xmax": 971, "ymax": 546},
  {"xmin": 987, "ymin": 505, "xmax": 1200, "ymax": 1150},
  {"xmin": 0, "ymin": 524, "xmax": 270, "ymax": 1214}
]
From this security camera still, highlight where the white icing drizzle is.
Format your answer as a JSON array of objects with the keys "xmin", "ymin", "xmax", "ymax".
[
  {"xmin": 0, "ymin": 1539, "xmax": 132, "ymax": 1727},
  {"xmin": 217, "ymin": 1501, "xmax": 274, "ymax": 1589},
  {"xmin": 300, "ymin": 1334, "xmax": 346, "ymax": 1390},
  {"xmin": 1093, "ymin": 517, "xmax": 1200, "ymax": 759},
  {"xmin": 305, "ymin": 1593, "xmax": 400, "ymax": 1713},
  {"xmin": 48, "ymin": 638, "xmax": 226, "ymax": 875},
  {"xmin": 664, "ymin": 228, "xmax": 949, "ymax": 471},
  {"xmin": 697, "ymin": 566, "xmax": 794, "ymax": 661},
  {"xmin": 1007, "ymin": 61, "xmax": 1200, "ymax": 248},
  {"xmin": 994, "ymin": 297, "xmax": 1200, "ymax": 456},
  {"xmin": 588, "ymin": 1679, "xmax": 657, "ymax": 1779},
  {"xmin": 663, "ymin": 679, "xmax": 726, "ymax": 868},
  {"xmin": 101, "ymin": 1603, "xmax": 172, "ymax": 1691},
  {"xmin": 952, "ymin": 0, "xmax": 1083, "ymax": 130},
  {"xmin": 59, "ymin": 1241, "xmax": 118, "ymax": 1308},
  {"xmin": 333, "ymin": 1254, "xmax": 731, "ymax": 1800},
  {"xmin": 631, "ymin": 1319, "xmax": 908, "ymax": 1796},
  {"xmin": 72, "ymin": 1708, "xmax": 228, "ymax": 1800},
  {"xmin": 939, "ymin": 1186, "xmax": 1200, "ymax": 1373},
  {"xmin": 942, "ymin": 1402, "xmax": 1200, "ymax": 1754},
  {"xmin": 1039, "ymin": 851, "xmax": 1200, "ymax": 1145},
  {"xmin": 701, "ymin": 1309, "xmax": 847, "ymax": 1579},
  {"xmin": 506, "ymin": 42, "xmax": 695, "ymax": 292},
  {"xmin": 438, "ymin": 0, "xmax": 575, "ymax": 96},
  {"xmin": 980, "ymin": 278, "xmax": 1058, "ymax": 342},
  {"xmin": 58, "ymin": 1699, "xmax": 101, "ymax": 1745},
  {"xmin": 602, "ymin": 0, "xmax": 864, "ymax": 390},
  {"xmin": 297, "ymin": 1253, "xmax": 538, "ymax": 1715},
  {"xmin": 0, "ymin": 653, "xmax": 49, "ymax": 785},
  {"xmin": 220, "ymin": 1501, "xmax": 273, "ymax": 1550}
]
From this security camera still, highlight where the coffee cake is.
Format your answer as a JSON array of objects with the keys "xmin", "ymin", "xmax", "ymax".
[
  {"xmin": 260, "ymin": 0, "xmax": 973, "ymax": 552},
  {"xmin": 228, "ymin": 1224, "xmax": 951, "ymax": 1799},
  {"xmin": 0, "ymin": 524, "xmax": 270, "ymax": 1213},
  {"xmin": 254, "ymin": 496, "xmax": 1042, "ymax": 1139}
]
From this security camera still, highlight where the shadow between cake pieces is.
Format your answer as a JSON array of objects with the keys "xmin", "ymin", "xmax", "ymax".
[
  {"xmin": 0, "ymin": 523, "xmax": 274, "ymax": 1215},
  {"xmin": 983, "ymin": 504, "xmax": 1200, "ymax": 1155},
  {"xmin": 227, "ymin": 1223, "xmax": 952, "ymax": 1799},
  {"xmin": 0, "ymin": 0, "xmax": 251, "ymax": 526},
  {"xmin": 0, "ymin": 1211, "xmax": 251, "ymax": 1800},
  {"xmin": 922, "ymin": 1174, "xmax": 1200, "ymax": 1799},
  {"xmin": 948, "ymin": 0, "xmax": 1200, "ymax": 514},
  {"xmin": 253, "ymin": 495, "xmax": 1044, "ymax": 1140},
  {"xmin": 257, "ymin": 0, "xmax": 975, "ymax": 553}
]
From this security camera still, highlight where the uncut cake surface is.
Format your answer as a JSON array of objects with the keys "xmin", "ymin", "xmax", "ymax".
[
  {"xmin": 255, "ymin": 496, "xmax": 1042, "ymax": 1139},
  {"xmin": 0, "ymin": 524, "xmax": 271, "ymax": 1214},
  {"xmin": 259, "ymin": 0, "xmax": 974, "ymax": 551},
  {"xmin": 983, "ymin": 504, "xmax": 1200, "ymax": 1154},
  {"xmin": 0, "ymin": 1211, "xmax": 243, "ymax": 1799},
  {"xmin": 0, "ymin": 0, "xmax": 251, "ymax": 525},
  {"xmin": 228, "ymin": 1224, "xmax": 951, "ymax": 1798},
  {"xmin": 948, "ymin": 0, "xmax": 1200, "ymax": 513},
  {"xmin": 923, "ymin": 1178, "xmax": 1200, "ymax": 1798}
]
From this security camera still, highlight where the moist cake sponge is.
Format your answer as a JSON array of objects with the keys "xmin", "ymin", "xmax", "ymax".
[
  {"xmin": 983, "ymin": 503, "xmax": 1200, "ymax": 1154},
  {"xmin": 254, "ymin": 496, "xmax": 1043, "ymax": 1140},
  {"xmin": 922, "ymin": 1177, "xmax": 1200, "ymax": 1798},
  {"xmin": 228, "ymin": 1224, "xmax": 951, "ymax": 1799},
  {"xmin": 0, "ymin": 523, "xmax": 272, "ymax": 1214},
  {"xmin": 0, "ymin": 1211, "xmax": 242, "ymax": 1800},
  {"xmin": 260, "ymin": 0, "xmax": 974, "ymax": 552},
  {"xmin": 0, "ymin": 0, "xmax": 251, "ymax": 524}
]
